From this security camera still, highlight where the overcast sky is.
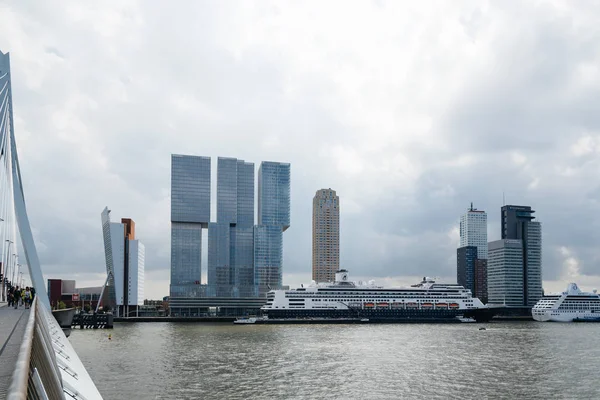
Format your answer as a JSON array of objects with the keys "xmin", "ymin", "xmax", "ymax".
[{"xmin": 1, "ymin": 1, "xmax": 600, "ymax": 298}]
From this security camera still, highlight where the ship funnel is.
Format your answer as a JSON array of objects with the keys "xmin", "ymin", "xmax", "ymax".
[{"xmin": 335, "ymin": 270, "xmax": 349, "ymax": 283}]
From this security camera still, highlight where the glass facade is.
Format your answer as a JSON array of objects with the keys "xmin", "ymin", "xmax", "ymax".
[
  {"xmin": 488, "ymin": 239, "xmax": 524, "ymax": 306},
  {"xmin": 232, "ymin": 227, "xmax": 256, "ymax": 297},
  {"xmin": 170, "ymin": 155, "xmax": 210, "ymax": 297},
  {"xmin": 236, "ymin": 160, "xmax": 254, "ymax": 228},
  {"xmin": 498, "ymin": 205, "xmax": 543, "ymax": 307},
  {"xmin": 208, "ymin": 158, "xmax": 255, "ymax": 297},
  {"xmin": 255, "ymin": 161, "xmax": 290, "ymax": 296},
  {"xmin": 254, "ymin": 225, "xmax": 283, "ymax": 295},
  {"xmin": 526, "ymin": 221, "xmax": 542, "ymax": 306},
  {"xmin": 170, "ymin": 223, "xmax": 203, "ymax": 297},
  {"xmin": 171, "ymin": 155, "xmax": 211, "ymax": 223},
  {"xmin": 208, "ymin": 222, "xmax": 231, "ymax": 297},
  {"xmin": 459, "ymin": 206, "xmax": 488, "ymax": 259},
  {"xmin": 258, "ymin": 162, "xmax": 291, "ymax": 230},
  {"xmin": 457, "ymin": 246, "xmax": 477, "ymax": 294},
  {"xmin": 171, "ymin": 155, "xmax": 290, "ymax": 301}
]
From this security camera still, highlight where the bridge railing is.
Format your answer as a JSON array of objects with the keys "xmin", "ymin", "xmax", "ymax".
[{"xmin": 6, "ymin": 297, "xmax": 66, "ymax": 400}]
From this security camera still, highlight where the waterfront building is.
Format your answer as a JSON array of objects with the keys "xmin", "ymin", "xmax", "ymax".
[
  {"xmin": 487, "ymin": 239, "xmax": 524, "ymax": 306},
  {"xmin": 500, "ymin": 205, "xmax": 542, "ymax": 306},
  {"xmin": 457, "ymin": 203, "xmax": 488, "ymax": 299},
  {"xmin": 208, "ymin": 157, "xmax": 256, "ymax": 297},
  {"xmin": 101, "ymin": 208, "xmax": 145, "ymax": 315},
  {"xmin": 459, "ymin": 203, "xmax": 488, "ymax": 259},
  {"xmin": 255, "ymin": 161, "xmax": 290, "ymax": 295},
  {"xmin": 170, "ymin": 154, "xmax": 211, "ymax": 298},
  {"xmin": 312, "ymin": 188, "xmax": 340, "ymax": 283},
  {"xmin": 456, "ymin": 246, "xmax": 477, "ymax": 296},
  {"xmin": 474, "ymin": 259, "xmax": 488, "ymax": 303},
  {"xmin": 47, "ymin": 278, "xmax": 103, "ymax": 310}
]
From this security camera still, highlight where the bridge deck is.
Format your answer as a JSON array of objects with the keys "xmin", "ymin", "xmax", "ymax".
[{"xmin": 0, "ymin": 303, "xmax": 30, "ymax": 398}]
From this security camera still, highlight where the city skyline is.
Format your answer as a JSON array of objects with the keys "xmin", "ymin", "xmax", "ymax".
[{"xmin": 2, "ymin": 2, "xmax": 600, "ymax": 299}]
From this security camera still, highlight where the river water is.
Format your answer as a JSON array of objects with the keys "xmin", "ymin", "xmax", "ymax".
[{"xmin": 69, "ymin": 322, "xmax": 600, "ymax": 399}]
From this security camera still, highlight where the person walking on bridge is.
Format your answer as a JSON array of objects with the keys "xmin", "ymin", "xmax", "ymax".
[
  {"xmin": 13, "ymin": 286, "xmax": 20, "ymax": 309},
  {"xmin": 24, "ymin": 287, "xmax": 32, "ymax": 309}
]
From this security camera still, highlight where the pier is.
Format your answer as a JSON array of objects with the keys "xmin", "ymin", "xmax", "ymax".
[{"xmin": 72, "ymin": 313, "xmax": 114, "ymax": 329}]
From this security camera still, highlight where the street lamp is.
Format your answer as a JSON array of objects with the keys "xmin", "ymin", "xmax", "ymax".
[{"xmin": 12, "ymin": 254, "xmax": 18, "ymax": 287}]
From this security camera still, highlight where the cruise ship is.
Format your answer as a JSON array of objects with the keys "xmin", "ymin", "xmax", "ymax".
[
  {"xmin": 532, "ymin": 283, "xmax": 600, "ymax": 322},
  {"xmin": 257, "ymin": 270, "xmax": 492, "ymax": 323}
]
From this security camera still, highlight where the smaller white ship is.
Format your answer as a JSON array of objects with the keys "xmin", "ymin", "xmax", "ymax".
[{"xmin": 532, "ymin": 283, "xmax": 600, "ymax": 322}]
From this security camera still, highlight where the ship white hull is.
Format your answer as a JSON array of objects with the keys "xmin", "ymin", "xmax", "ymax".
[{"xmin": 532, "ymin": 310, "xmax": 600, "ymax": 322}]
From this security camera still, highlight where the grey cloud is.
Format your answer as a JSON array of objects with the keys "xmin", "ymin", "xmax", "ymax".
[{"xmin": 2, "ymin": 1, "xmax": 600, "ymax": 297}]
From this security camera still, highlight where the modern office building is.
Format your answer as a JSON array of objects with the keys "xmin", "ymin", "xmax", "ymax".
[
  {"xmin": 101, "ymin": 207, "xmax": 145, "ymax": 316},
  {"xmin": 312, "ymin": 189, "xmax": 340, "ymax": 282},
  {"xmin": 457, "ymin": 203, "xmax": 488, "ymax": 299},
  {"xmin": 257, "ymin": 162, "xmax": 291, "ymax": 230},
  {"xmin": 487, "ymin": 239, "xmax": 524, "ymax": 306},
  {"xmin": 500, "ymin": 205, "xmax": 543, "ymax": 306},
  {"xmin": 170, "ymin": 154, "xmax": 211, "ymax": 298},
  {"xmin": 474, "ymin": 259, "xmax": 488, "ymax": 303},
  {"xmin": 208, "ymin": 157, "xmax": 256, "ymax": 297},
  {"xmin": 457, "ymin": 246, "xmax": 477, "ymax": 295},
  {"xmin": 255, "ymin": 161, "xmax": 291, "ymax": 295},
  {"xmin": 459, "ymin": 203, "xmax": 488, "ymax": 259},
  {"xmin": 169, "ymin": 156, "xmax": 291, "ymax": 312}
]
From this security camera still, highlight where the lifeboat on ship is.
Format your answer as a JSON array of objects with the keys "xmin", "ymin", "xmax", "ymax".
[
  {"xmin": 364, "ymin": 302, "xmax": 375, "ymax": 308},
  {"xmin": 449, "ymin": 303, "xmax": 460, "ymax": 309},
  {"xmin": 421, "ymin": 303, "xmax": 433, "ymax": 309},
  {"xmin": 376, "ymin": 302, "xmax": 389, "ymax": 309},
  {"xmin": 435, "ymin": 303, "xmax": 448, "ymax": 309}
]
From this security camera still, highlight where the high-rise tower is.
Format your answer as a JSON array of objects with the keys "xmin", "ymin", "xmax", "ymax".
[
  {"xmin": 254, "ymin": 161, "xmax": 290, "ymax": 295},
  {"xmin": 459, "ymin": 203, "xmax": 488, "ymax": 259},
  {"xmin": 170, "ymin": 154, "xmax": 211, "ymax": 298},
  {"xmin": 498, "ymin": 205, "xmax": 542, "ymax": 306},
  {"xmin": 457, "ymin": 203, "xmax": 488, "ymax": 300},
  {"xmin": 208, "ymin": 157, "xmax": 255, "ymax": 297},
  {"xmin": 312, "ymin": 189, "xmax": 340, "ymax": 282},
  {"xmin": 101, "ymin": 207, "xmax": 145, "ymax": 316}
]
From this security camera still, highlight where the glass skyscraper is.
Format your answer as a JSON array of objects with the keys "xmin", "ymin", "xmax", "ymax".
[
  {"xmin": 500, "ymin": 205, "xmax": 543, "ymax": 307},
  {"xmin": 208, "ymin": 158, "xmax": 256, "ymax": 297},
  {"xmin": 255, "ymin": 161, "xmax": 290, "ymax": 295},
  {"xmin": 101, "ymin": 207, "xmax": 145, "ymax": 316},
  {"xmin": 170, "ymin": 155, "xmax": 290, "ymax": 300},
  {"xmin": 257, "ymin": 162, "xmax": 291, "ymax": 230},
  {"xmin": 170, "ymin": 155, "xmax": 211, "ymax": 297}
]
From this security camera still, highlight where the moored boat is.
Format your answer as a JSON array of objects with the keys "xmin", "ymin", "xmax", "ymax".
[
  {"xmin": 259, "ymin": 270, "xmax": 491, "ymax": 323},
  {"xmin": 532, "ymin": 283, "xmax": 600, "ymax": 322}
]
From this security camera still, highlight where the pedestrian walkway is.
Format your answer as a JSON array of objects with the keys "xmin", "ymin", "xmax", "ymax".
[{"xmin": 0, "ymin": 305, "xmax": 29, "ymax": 398}]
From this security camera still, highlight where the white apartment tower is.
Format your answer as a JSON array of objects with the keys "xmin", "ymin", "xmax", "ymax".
[
  {"xmin": 459, "ymin": 203, "xmax": 488, "ymax": 259},
  {"xmin": 312, "ymin": 189, "xmax": 340, "ymax": 282}
]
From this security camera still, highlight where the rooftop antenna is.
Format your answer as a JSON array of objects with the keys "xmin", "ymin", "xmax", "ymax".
[
  {"xmin": 503, "ymin": 191, "xmax": 506, "ymax": 206},
  {"xmin": 470, "ymin": 202, "xmax": 474, "ymax": 211}
]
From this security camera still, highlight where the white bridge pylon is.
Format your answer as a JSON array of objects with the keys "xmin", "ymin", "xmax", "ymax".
[{"xmin": 0, "ymin": 50, "xmax": 50, "ymax": 309}]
